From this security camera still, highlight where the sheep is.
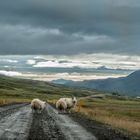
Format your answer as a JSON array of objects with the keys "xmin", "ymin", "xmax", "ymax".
[
  {"xmin": 31, "ymin": 98, "xmax": 46, "ymax": 113},
  {"xmin": 56, "ymin": 96, "xmax": 77, "ymax": 113},
  {"xmin": 56, "ymin": 98, "xmax": 67, "ymax": 113}
]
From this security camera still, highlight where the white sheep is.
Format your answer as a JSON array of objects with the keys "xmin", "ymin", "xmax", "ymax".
[
  {"xmin": 56, "ymin": 98, "xmax": 67, "ymax": 113},
  {"xmin": 31, "ymin": 98, "xmax": 46, "ymax": 113},
  {"xmin": 56, "ymin": 96, "xmax": 77, "ymax": 113}
]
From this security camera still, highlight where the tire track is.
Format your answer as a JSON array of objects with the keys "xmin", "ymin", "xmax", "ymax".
[{"xmin": 28, "ymin": 108, "xmax": 66, "ymax": 140}]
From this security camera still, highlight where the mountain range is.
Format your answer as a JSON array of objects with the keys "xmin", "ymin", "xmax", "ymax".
[{"xmin": 52, "ymin": 70, "xmax": 140, "ymax": 96}]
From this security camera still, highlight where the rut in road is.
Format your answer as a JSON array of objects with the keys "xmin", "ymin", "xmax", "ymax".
[{"xmin": 28, "ymin": 108, "xmax": 65, "ymax": 140}]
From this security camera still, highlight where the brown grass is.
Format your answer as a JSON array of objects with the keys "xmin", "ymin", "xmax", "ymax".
[
  {"xmin": 75, "ymin": 98, "xmax": 140, "ymax": 136},
  {"xmin": 0, "ymin": 98, "xmax": 30, "ymax": 106}
]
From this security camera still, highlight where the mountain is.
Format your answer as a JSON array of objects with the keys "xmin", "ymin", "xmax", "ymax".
[
  {"xmin": 51, "ymin": 70, "xmax": 140, "ymax": 96},
  {"xmin": 52, "ymin": 79, "xmax": 73, "ymax": 85}
]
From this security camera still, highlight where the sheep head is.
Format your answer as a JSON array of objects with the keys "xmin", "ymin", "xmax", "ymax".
[{"xmin": 72, "ymin": 96, "xmax": 77, "ymax": 105}]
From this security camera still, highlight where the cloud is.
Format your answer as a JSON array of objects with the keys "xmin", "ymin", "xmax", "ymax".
[
  {"xmin": 12, "ymin": 72, "xmax": 127, "ymax": 81},
  {"xmin": 26, "ymin": 59, "xmax": 36, "ymax": 65},
  {"xmin": 0, "ymin": 59, "xmax": 18, "ymax": 63},
  {"xmin": 72, "ymin": 33, "xmax": 114, "ymax": 43},
  {"xmin": 33, "ymin": 60, "xmax": 102, "ymax": 69},
  {"xmin": 0, "ymin": 70, "xmax": 22, "ymax": 77},
  {"xmin": 32, "ymin": 53, "xmax": 140, "ymax": 70},
  {"xmin": 0, "ymin": 54, "xmax": 136, "ymax": 81},
  {"xmin": 110, "ymin": 0, "xmax": 140, "ymax": 7},
  {"xmin": 0, "ymin": 0, "xmax": 139, "ymax": 55}
]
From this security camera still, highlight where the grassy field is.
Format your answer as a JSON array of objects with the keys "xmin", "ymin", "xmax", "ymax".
[
  {"xmin": 75, "ymin": 95, "xmax": 140, "ymax": 136},
  {"xmin": 0, "ymin": 75, "xmax": 140, "ymax": 136},
  {"xmin": 0, "ymin": 75, "xmax": 95, "ymax": 105}
]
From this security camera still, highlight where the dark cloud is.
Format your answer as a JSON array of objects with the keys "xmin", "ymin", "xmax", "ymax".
[{"xmin": 0, "ymin": 0, "xmax": 139, "ymax": 55}]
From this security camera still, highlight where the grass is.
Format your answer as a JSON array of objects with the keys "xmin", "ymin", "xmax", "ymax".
[
  {"xmin": 0, "ymin": 75, "xmax": 140, "ymax": 136},
  {"xmin": 75, "ymin": 96, "xmax": 140, "ymax": 136},
  {"xmin": 0, "ymin": 98, "xmax": 30, "ymax": 106}
]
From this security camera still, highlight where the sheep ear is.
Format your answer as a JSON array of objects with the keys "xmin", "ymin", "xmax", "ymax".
[{"xmin": 71, "ymin": 95, "xmax": 74, "ymax": 99}]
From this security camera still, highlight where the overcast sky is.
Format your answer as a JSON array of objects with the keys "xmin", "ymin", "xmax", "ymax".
[{"xmin": 0, "ymin": 0, "xmax": 139, "ymax": 55}]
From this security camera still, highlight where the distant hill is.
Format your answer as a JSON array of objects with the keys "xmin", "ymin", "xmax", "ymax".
[
  {"xmin": 52, "ymin": 79, "xmax": 73, "ymax": 85},
  {"xmin": 0, "ymin": 74, "xmax": 96, "ymax": 100},
  {"xmin": 51, "ymin": 70, "xmax": 140, "ymax": 96}
]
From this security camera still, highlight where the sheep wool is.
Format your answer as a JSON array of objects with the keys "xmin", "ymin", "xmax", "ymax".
[{"xmin": 31, "ymin": 98, "xmax": 46, "ymax": 113}]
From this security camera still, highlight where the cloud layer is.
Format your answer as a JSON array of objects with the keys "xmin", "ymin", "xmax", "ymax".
[
  {"xmin": 0, "ymin": 54, "xmax": 139, "ymax": 81},
  {"xmin": 32, "ymin": 53, "xmax": 140, "ymax": 70},
  {"xmin": 0, "ymin": 0, "xmax": 139, "ymax": 55},
  {"xmin": 0, "ymin": 70, "xmax": 22, "ymax": 77}
]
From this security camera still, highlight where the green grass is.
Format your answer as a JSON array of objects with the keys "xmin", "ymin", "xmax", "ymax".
[{"xmin": 0, "ymin": 75, "xmax": 96, "ymax": 103}]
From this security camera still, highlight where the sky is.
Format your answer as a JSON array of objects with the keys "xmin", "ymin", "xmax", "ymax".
[
  {"xmin": 0, "ymin": 0, "xmax": 139, "ymax": 81},
  {"xmin": 0, "ymin": 0, "xmax": 139, "ymax": 55}
]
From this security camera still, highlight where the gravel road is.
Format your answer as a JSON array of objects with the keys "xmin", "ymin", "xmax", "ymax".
[
  {"xmin": 0, "ymin": 103, "xmax": 139, "ymax": 140},
  {"xmin": 0, "ymin": 103, "xmax": 96, "ymax": 140}
]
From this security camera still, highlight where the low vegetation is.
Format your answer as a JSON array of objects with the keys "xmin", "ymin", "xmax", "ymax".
[
  {"xmin": 0, "ymin": 75, "xmax": 94, "ymax": 105},
  {"xmin": 75, "ymin": 95, "xmax": 140, "ymax": 136}
]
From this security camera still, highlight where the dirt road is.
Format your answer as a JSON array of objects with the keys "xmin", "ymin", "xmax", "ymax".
[
  {"xmin": 0, "ymin": 103, "xmax": 139, "ymax": 140},
  {"xmin": 0, "ymin": 103, "xmax": 96, "ymax": 140}
]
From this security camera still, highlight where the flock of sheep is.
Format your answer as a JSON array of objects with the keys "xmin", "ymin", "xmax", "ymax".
[{"xmin": 31, "ymin": 96, "xmax": 77, "ymax": 113}]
